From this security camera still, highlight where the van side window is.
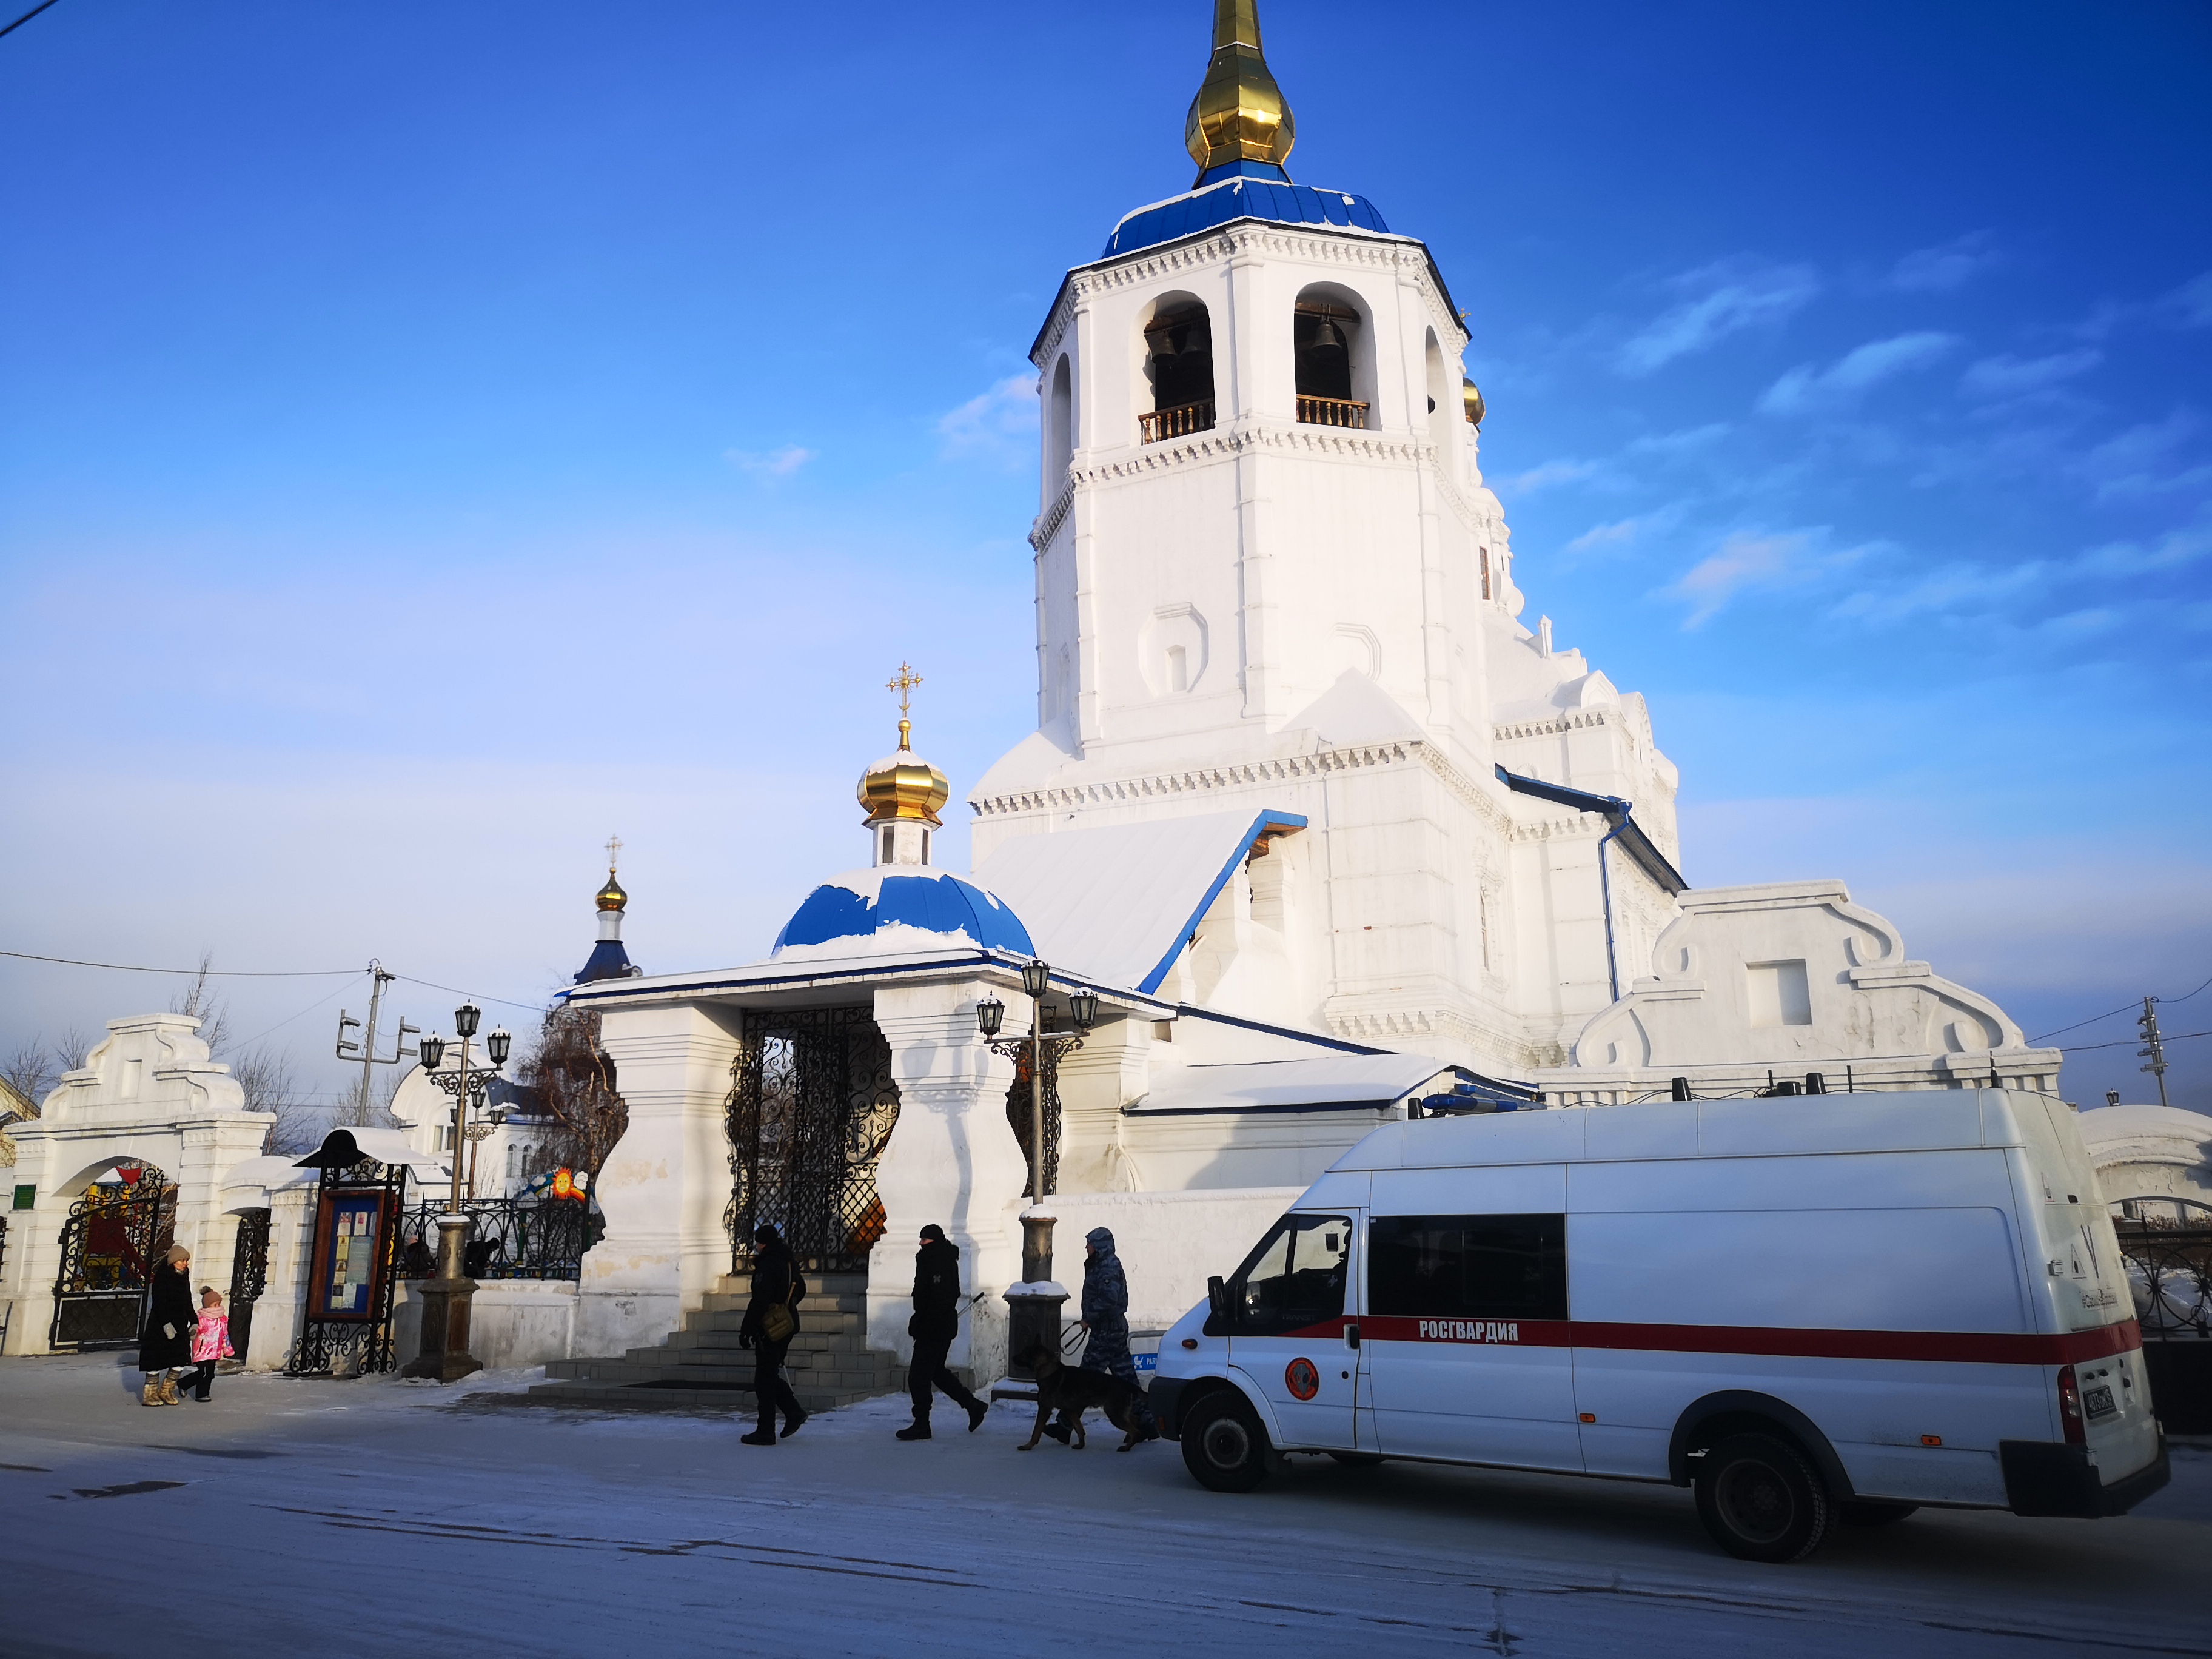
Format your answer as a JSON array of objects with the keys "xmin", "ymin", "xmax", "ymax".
[
  {"xmin": 1222, "ymin": 1213, "xmax": 1350, "ymax": 1336},
  {"xmin": 1369, "ymin": 1214, "xmax": 1567, "ymax": 1321}
]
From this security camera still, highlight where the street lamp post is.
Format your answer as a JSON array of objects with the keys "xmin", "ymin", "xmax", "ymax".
[
  {"xmin": 979, "ymin": 964, "xmax": 1098, "ymax": 1381},
  {"xmin": 401, "ymin": 1004, "xmax": 511, "ymax": 1382}
]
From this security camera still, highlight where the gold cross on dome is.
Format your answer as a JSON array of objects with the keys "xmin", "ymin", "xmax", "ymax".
[
  {"xmin": 886, "ymin": 662, "xmax": 923, "ymax": 718},
  {"xmin": 605, "ymin": 834, "xmax": 622, "ymax": 872}
]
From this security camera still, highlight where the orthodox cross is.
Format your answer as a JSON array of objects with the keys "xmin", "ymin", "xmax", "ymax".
[
  {"xmin": 886, "ymin": 662, "xmax": 923, "ymax": 719},
  {"xmin": 605, "ymin": 834, "xmax": 622, "ymax": 872}
]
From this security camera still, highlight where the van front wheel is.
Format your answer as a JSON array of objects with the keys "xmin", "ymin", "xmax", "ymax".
[
  {"xmin": 1181, "ymin": 1392, "xmax": 1272, "ymax": 1493},
  {"xmin": 1694, "ymin": 1433, "xmax": 1834, "ymax": 1563}
]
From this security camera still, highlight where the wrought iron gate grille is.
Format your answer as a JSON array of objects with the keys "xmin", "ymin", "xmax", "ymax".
[
  {"xmin": 50, "ymin": 1167, "xmax": 176, "ymax": 1351},
  {"xmin": 726, "ymin": 1005, "xmax": 899, "ymax": 1273},
  {"xmin": 227, "ymin": 1208, "xmax": 272, "ymax": 1364},
  {"xmin": 2114, "ymin": 1198, "xmax": 2211, "ymax": 1435},
  {"xmin": 1004, "ymin": 1044, "xmax": 1064, "ymax": 1198}
]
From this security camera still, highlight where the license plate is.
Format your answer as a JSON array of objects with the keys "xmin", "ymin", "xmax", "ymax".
[{"xmin": 2083, "ymin": 1385, "xmax": 2117, "ymax": 1419}]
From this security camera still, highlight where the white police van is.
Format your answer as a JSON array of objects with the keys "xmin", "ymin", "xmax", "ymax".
[{"xmin": 1150, "ymin": 1089, "xmax": 2170, "ymax": 1561}]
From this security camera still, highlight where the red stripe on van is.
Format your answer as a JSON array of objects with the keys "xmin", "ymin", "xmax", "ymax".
[{"xmin": 1337, "ymin": 1315, "xmax": 2142, "ymax": 1366}]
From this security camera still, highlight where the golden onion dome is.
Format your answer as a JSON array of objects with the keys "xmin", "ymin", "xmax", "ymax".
[
  {"xmin": 595, "ymin": 870, "xmax": 628, "ymax": 912},
  {"xmin": 1463, "ymin": 377, "xmax": 1486, "ymax": 428},
  {"xmin": 857, "ymin": 718, "xmax": 951, "ymax": 828},
  {"xmin": 1185, "ymin": 0, "xmax": 1295, "ymax": 180}
]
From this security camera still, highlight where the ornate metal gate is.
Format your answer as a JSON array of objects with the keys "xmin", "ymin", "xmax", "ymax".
[
  {"xmin": 50, "ymin": 1165, "xmax": 176, "ymax": 1351},
  {"xmin": 226, "ymin": 1208, "xmax": 273, "ymax": 1365},
  {"xmin": 2114, "ymin": 1197, "xmax": 2212, "ymax": 1434},
  {"xmin": 725, "ymin": 1005, "xmax": 899, "ymax": 1272}
]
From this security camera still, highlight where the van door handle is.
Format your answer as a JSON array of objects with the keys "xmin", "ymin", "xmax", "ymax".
[{"xmin": 1344, "ymin": 1322, "xmax": 1361, "ymax": 1350}]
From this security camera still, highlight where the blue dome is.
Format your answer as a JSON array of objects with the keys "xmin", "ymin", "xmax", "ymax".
[
  {"xmin": 1105, "ymin": 167, "xmax": 1390, "ymax": 259},
  {"xmin": 771, "ymin": 867, "xmax": 1034, "ymax": 959}
]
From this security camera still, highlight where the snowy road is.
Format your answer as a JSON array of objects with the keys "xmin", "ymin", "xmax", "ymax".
[{"xmin": 1, "ymin": 1355, "xmax": 2206, "ymax": 1657}]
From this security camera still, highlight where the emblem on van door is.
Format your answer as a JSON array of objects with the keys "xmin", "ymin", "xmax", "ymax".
[{"xmin": 1285, "ymin": 1358, "xmax": 1319, "ymax": 1401}]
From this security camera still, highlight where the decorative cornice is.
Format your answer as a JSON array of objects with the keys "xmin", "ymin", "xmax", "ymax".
[
  {"xmin": 1030, "ymin": 482, "xmax": 1074, "ymax": 553},
  {"xmin": 1493, "ymin": 711, "xmax": 1613, "ymax": 743},
  {"xmin": 1069, "ymin": 417, "xmax": 1430, "ymax": 489},
  {"xmin": 1322, "ymin": 1002, "xmax": 1562, "ymax": 1073},
  {"xmin": 971, "ymin": 733, "xmax": 1514, "ymax": 837}
]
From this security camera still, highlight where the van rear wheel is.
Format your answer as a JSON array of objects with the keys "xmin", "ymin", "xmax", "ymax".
[
  {"xmin": 1694, "ymin": 1433, "xmax": 1835, "ymax": 1563},
  {"xmin": 1181, "ymin": 1392, "xmax": 1272, "ymax": 1493}
]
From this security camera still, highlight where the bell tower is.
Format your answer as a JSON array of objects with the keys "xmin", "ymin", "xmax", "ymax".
[{"xmin": 1015, "ymin": 0, "xmax": 1515, "ymax": 776}]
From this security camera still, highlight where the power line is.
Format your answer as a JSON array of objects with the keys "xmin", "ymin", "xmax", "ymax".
[
  {"xmin": 391, "ymin": 974, "xmax": 551, "ymax": 1016},
  {"xmin": 2032, "ymin": 969, "xmax": 2212, "ymax": 1044},
  {"xmin": 2060, "ymin": 1028, "xmax": 2210, "ymax": 1054},
  {"xmin": 1, "ymin": 948, "xmax": 358, "ymax": 977},
  {"xmin": 0, "ymin": 0, "xmax": 62, "ymax": 42}
]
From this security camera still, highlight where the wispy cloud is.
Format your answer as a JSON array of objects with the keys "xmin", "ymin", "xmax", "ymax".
[
  {"xmin": 2162, "ymin": 270, "xmax": 2212, "ymax": 330},
  {"xmin": 1617, "ymin": 261, "xmax": 1817, "ymax": 375},
  {"xmin": 1885, "ymin": 233, "xmax": 2002, "ymax": 294},
  {"xmin": 1960, "ymin": 349, "xmax": 2101, "ymax": 400},
  {"xmin": 1759, "ymin": 331, "xmax": 1959, "ymax": 415},
  {"xmin": 2079, "ymin": 520, "xmax": 2212, "ymax": 576},
  {"xmin": 722, "ymin": 443, "xmax": 816, "ymax": 478},
  {"xmin": 1830, "ymin": 558, "xmax": 2046, "ymax": 626},
  {"xmin": 2079, "ymin": 410, "xmax": 2211, "ymax": 498},
  {"xmin": 1664, "ymin": 530, "xmax": 1826, "ymax": 627},
  {"xmin": 1626, "ymin": 423, "xmax": 1730, "ymax": 457},
  {"xmin": 937, "ymin": 373, "xmax": 1038, "ymax": 463},
  {"xmin": 1501, "ymin": 457, "xmax": 1604, "ymax": 494},
  {"xmin": 1565, "ymin": 517, "xmax": 1644, "ymax": 553}
]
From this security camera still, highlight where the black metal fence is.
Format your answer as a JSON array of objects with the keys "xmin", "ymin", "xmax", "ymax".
[
  {"xmin": 2113, "ymin": 1196, "xmax": 2212, "ymax": 1435},
  {"xmin": 398, "ymin": 1196, "xmax": 594, "ymax": 1282}
]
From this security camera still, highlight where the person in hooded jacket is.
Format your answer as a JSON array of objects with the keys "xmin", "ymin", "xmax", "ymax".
[
  {"xmin": 737, "ymin": 1223, "xmax": 808, "ymax": 1446},
  {"xmin": 137, "ymin": 1244, "xmax": 197, "ymax": 1407},
  {"xmin": 1046, "ymin": 1226, "xmax": 1158, "ymax": 1444},
  {"xmin": 897, "ymin": 1224, "xmax": 988, "ymax": 1441}
]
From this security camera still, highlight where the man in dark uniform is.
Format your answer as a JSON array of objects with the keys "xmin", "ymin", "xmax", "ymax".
[
  {"xmin": 897, "ymin": 1223, "xmax": 988, "ymax": 1441},
  {"xmin": 738, "ymin": 1222, "xmax": 808, "ymax": 1446}
]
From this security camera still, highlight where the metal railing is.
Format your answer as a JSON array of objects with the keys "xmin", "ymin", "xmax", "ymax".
[
  {"xmin": 399, "ymin": 1196, "xmax": 594, "ymax": 1282},
  {"xmin": 2112, "ymin": 1198, "xmax": 2212, "ymax": 1339},
  {"xmin": 1296, "ymin": 395, "xmax": 1369, "ymax": 429},
  {"xmin": 1139, "ymin": 400, "xmax": 1215, "ymax": 443}
]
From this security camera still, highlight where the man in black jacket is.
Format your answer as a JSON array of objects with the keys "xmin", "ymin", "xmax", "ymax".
[
  {"xmin": 738, "ymin": 1223, "xmax": 808, "ymax": 1447},
  {"xmin": 897, "ymin": 1224, "xmax": 988, "ymax": 1441}
]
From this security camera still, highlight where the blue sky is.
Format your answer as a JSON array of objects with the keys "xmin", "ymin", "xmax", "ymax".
[{"xmin": 2, "ymin": 1, "xmax": 2207, "ymax": 1110}]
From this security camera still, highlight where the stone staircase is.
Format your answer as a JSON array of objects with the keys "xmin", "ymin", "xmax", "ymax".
[{"xmin": 529, "ymin": 1270, "xmax": 898, "ymax": 1413}]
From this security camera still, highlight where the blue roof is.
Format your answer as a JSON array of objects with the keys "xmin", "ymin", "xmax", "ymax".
[
  {"xmin": 771, "ymin": 868, "xmax": 1036, "ymax": 957},
  {"xmin": 573, "ymin": 939, "xmax": 634, "ymax": 984},
  {"xmin": 1105, "ymin": 173, "xmax": 1390, "ymax": 259}
]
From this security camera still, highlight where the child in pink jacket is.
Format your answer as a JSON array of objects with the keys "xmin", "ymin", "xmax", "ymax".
[{"xmin": 189, "ymin": 1286, "xmax": 235, "ymax": 1401}]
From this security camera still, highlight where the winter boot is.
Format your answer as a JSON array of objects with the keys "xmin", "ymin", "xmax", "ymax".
[
  {"xmin": 781, "ymin": 1406, "xmax": 808, "ymax": 1439},
  {"xmin": 965, "ymin": 1399, "xmax": 988, "ymax": 1433},
  {"xmin": 740, "ymin": 1429, "xmax": 777, "ymax": 1446},
  {"xmin": 1042, "ymin": 1419, "xmax": 1071, "ymax": 1445},
  {"xmin": 157, "ymin": 1375, "xmax": 181, "ymax": 1406},
  {"xmin": 141, "ymin": 1379, "xmax": 166, "ymax": 1407},
  {"xmin": 896, "ymin": 1414, "xmax": 932, "ymax": 1441}
]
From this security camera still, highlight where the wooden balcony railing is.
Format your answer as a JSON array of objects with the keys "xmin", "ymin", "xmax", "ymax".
[
  {"xmin": 1139, "ymin": 400, "xmax": 1216, "ymax": 443},
  {"xmin": 1297, "ymin": 395, "xmax": 1370, "ymax": 429}
]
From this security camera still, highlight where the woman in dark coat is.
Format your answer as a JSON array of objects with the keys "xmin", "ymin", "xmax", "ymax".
[
  {"xmin": 737, "ymin": 1224, "xmax": 808, "ymax": 1446},
  {"xmin": 138, "ymin": 1245, "xmax": 197, "ymax": 1407}
]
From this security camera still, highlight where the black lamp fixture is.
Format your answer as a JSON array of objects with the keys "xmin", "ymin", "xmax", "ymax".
[
  {"xmin": 420, "ymin": 1033, "xmax": 447, "ymax": 1070},
  {"xmin": 486, "ymin": 1027, "xmax": 512, "ymax": 1067},
  {"xmin": 1021, "ymin": 959, "xmax": 1051, "ymax": 999},
  {"xmin": 976, "ymin": 995, "xmax": 1006, "ymax": 1039},
  {"xmin": 1070, "ymin": 987, "xmax": 1099, "ymax": 1031},
  {"xmin": 455, "ymin": 1002, "xmax": 481, "ymax": 1039}
]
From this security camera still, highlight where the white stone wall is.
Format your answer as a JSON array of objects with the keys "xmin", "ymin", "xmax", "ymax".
[{"xmin": 1044, "ymin": 1187, "xmax": 1305, "ymax": 1332}]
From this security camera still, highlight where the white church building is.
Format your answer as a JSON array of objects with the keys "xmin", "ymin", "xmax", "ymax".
[{"xmin": 544, "ymin": 0, "xmax": 2063, "ymax": 1393}]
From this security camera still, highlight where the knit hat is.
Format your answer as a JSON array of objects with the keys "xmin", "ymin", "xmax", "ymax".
[{"xmin": 919, "ymin": 1224, "xmax": 947, "ymax": 1242}]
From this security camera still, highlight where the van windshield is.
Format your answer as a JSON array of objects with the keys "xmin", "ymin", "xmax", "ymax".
[{"xmin": 1225, "ymin": 1213, "xmax": 1350, "ymax": 1336}]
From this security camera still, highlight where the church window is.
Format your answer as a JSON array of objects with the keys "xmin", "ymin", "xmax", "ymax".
[
  {"xmin": 1047, "ymin": 354, "xmax": 1073, "ymax": 484},
  {"xmin": 921, "ymin": 828, "xmax": 931, "ymax": 866},
  {"xmin": 1294, "ymin": 284, "xmax": 1370, "ymax": 429},
  {"xmin": 880, "ymin": 826, "xmax": 894, "ymax": 865},
  {"xmin": 1480, "ymin": 546, "xmax": 1491, "ymax": 600},
  {"xmin": 1139, "ymin": 295, "xmax": 1215, "ymax": 442},
  {"xmin": 1167, "ymin": 643, "xmax": 1188, "ymax": 692}
]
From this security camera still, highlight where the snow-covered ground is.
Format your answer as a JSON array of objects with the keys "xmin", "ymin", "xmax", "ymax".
[{"xmin": 1, "ymin": 1354, "xmax": 2205, "ymax": 1657}]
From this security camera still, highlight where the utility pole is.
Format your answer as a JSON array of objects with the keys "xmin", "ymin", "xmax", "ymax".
[
  {"xmin": 335, "ymin": 961, "xmax": 420, "ymax": 1122},
  {"xmin": 2138, "ymin": 996, "xmax": 2170, "ymax": 1110}
]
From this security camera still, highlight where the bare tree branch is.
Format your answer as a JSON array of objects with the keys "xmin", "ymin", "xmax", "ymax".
[
  {"xmin": 233, "ymin": 1043, "xmax": 316, "ymax": 1156},
  {"xmin": 520, "ymin": 1007, "xmax": 628, "ymax": 1182},
  {"xmin": 167, "ymin": 951, "xmax": 231, "ymax": 1056}
]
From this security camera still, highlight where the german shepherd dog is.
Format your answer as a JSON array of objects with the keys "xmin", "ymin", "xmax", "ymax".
[{"xmin": 1013, "ymin": 1342, "xmax": 1150, "ymax": 1452}]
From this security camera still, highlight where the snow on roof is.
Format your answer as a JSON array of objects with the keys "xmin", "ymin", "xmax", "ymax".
[
  {"xmin": 1130, "ymin": 1053, "xmax": 1466, "ymax": 1116},
  {"xmin": 973, "ymin": 809, "xmax": 1304, "ymax": 994}
]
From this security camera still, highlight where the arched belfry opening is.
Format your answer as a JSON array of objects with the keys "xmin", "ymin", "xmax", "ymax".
[
  {"xmin": 1294, "ymin": 284, "xmax": 1370, "ymax": 429},
  {"xmin": 1423, "ymin": 328, "xmax": 1452, "ymax": 451},
  {"xmin": 1047, "ymin": 354, "xmax": 1073, "ymax": 485},
  {"xmin": 1139, "ymin": 295, "xmax": 1215, "ymax": 443}
]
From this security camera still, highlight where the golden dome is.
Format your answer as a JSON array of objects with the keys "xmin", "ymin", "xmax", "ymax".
[
  {"xmin": 1463, "ymin": 378, "xmax": 1486, "ymax": 428},
  {"xmin": 857, "ymin": 718, "xmax": 951, "ymax": 828},
  {"xmin": 595, "ymin": 870, "xmax": 628, "ymax": 912},
  {"xmin": 1185, "ymin": 0, "xmax": 1295, "ymax": 179}
]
